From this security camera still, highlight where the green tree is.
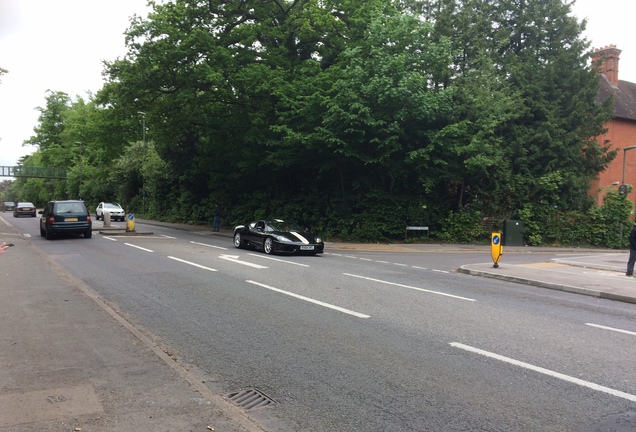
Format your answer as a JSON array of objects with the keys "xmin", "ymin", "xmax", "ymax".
[{"xmin": 410, "ymin": 0, "xmax": 614, "ymax": 217}]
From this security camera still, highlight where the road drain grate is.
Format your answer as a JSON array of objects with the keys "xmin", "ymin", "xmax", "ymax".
[{"xmin": 226, "ymin": 388, "xmax": 276, "ymax": 410}]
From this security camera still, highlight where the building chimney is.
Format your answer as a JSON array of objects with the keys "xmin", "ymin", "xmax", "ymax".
[{"xmin": 592, "ymin": 45, "xmax": 621, "ymax": 86}]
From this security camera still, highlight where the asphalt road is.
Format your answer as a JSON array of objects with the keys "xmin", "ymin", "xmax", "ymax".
[{"xmin": 9, "ymin": 215, "xmax": 636, "ymax": 432}]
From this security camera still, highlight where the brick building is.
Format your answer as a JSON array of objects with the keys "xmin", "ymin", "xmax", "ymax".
[{"xmin": 589, "ymin": 45, "xmax": 636, "ymax": 206}]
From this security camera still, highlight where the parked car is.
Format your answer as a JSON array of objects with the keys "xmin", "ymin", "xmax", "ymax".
[
  {"xmin": 39, "ymin": 200, "xmax": 92, "ymax": 240},
  {"xmin": 13, "ymin": 202, "xmax": 37, "ymax": 217},
  {"xmin": 3, "ymin": 202, "xmax": 15, "ymax": 212},
  {"xmin": 95, "ymin": 202, "xmax": 126, "ymax": 221},
  {"xmin": 233, "ymin": 219, "xmax": 324, "ymax": 255}
]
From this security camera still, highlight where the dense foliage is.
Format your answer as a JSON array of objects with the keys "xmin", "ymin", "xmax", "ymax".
[{"xmin": 4, "ymin": 0, "xmax": 631, "ymax": 247}]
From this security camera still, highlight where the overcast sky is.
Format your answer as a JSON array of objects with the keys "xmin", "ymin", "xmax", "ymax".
[{"xmin": 1, "ymin": 0, "xmax": 634, "ymax": 169}]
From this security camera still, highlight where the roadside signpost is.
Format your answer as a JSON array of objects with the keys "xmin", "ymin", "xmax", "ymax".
[
  {"xmin": 491, "ymin": 232, "xmax": 503, "ymax": 268},
  {"xmin": 126, "ymin": 214, "xmax": 135, "ymax": 232}
]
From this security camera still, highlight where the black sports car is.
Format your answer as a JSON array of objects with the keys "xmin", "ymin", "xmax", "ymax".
[{"xmin": 233, "ymin": 219, "xmax": 324, "ymax": 255}]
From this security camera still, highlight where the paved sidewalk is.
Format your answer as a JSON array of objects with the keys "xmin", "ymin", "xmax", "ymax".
[
  {"xmin": 458, "ymin": 253, "xmax": 636, "ymax": 305},
  {"xmin": 0, "ymin": 218, "xmax": 262, "ymax": 431}
]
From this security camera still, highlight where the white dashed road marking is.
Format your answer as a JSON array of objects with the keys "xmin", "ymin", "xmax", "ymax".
[
  {"xmin": 343, "ymin": 273, "xmax": 476, "ymax": 302},
  {"xmin": 586, "ymin": 323, "xmax": 636, "ymax": 337},
  {"xmin": 451, "ymin": 342, "xmax": 636, "ymax": 402},
  {"xmin": 248, "ymin": 253, "xmax": 310, "ymax": 267},
  {"xmin": 125, "ymin": 243, "xmax": 153, "ymax": 252},
  {"xmin": 246, "ymin": 280, "xmax": 370, "ymax": 318},
  {"xmin": 168, "ymin": 256, "xmax": 217, "ymax": 272}
]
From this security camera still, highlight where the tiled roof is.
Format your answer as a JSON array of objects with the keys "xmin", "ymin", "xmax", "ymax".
[{"xmin": 598, "ymin": 75, "xmax": 636, "ymax": 121}]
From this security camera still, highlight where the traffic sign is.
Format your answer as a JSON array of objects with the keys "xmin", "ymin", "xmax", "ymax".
[{"xmin": 491, "ymin": 232, "xmax": 503, "ymax": 268}]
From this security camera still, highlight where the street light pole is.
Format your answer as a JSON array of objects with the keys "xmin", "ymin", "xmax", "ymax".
[
  {"xmin": 620, "ymin": 145, "xmax": 636, "ymax": 241},
  {"xmin": 622, "ymin": 145, "xmax": 636, "ymax": 185}
]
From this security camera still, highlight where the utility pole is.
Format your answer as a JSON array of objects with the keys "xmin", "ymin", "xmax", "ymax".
[{"xmin": 620, "ymin": 145, "xmax": 636, "ymax": 241}]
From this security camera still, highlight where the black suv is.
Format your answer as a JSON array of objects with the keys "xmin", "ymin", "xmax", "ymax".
[{"xmin": 39, "ymin": 200, "xmax": 92, "ymax": 240}]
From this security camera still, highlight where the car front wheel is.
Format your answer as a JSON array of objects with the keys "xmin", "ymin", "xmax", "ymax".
[
  {"xmin": 233, "ymin": 232, "xmax": 243, "ymax": 249},
  {"xmin": 95, "ymin": 213, "xmax": 100, "ymax": 220},
  {"xmin": 263, "ymin": 237, "xmax": 273, "ymax": 254}
]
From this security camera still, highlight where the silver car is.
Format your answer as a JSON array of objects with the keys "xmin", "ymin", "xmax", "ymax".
[{"xmin": 95, "ymin": 202, "xmax": 126, "ymax": 222}]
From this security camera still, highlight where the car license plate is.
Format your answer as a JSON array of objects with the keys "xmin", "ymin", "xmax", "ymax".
[
  {"xmin": 300, "ymin": 246, "xmax": 314, "ymax": 250},
  {"xmin": 65, "ymin": 217, "xmax": 78, "ymax": 222}
]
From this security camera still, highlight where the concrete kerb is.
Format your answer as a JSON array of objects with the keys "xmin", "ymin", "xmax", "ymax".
[
  {"xmin": 550, "ymin": 258, "xmax": 625, "ymax": 273},
  {"xmin": 97, "ymin": 225, "xmax": 154, "ymax": 236},
  {"xmin": 97, "ymin": 228, "xmax": 154, "ymax": 236},
  {"xmin": 457, "ymin": 265, "xmax": 605, "ymax": 299}
]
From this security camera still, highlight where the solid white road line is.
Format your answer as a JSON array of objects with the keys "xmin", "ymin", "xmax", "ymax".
[
  {"xmin": 586, "ymin": 323, "xmax": 636, "ymax": 337},
  {"xmin": 191, "ymin": 241, "xmax": 228, "ymax": 250},
  {"xmin": 102, "ymin": 236, "xmax": 117, "ymax": 241},
  {"xmin": 343, "ymin": 273, "xmax": 476, "ymax": 302},
  {"xmin": 450, "ymin": 342, "xmax": 636, "ymax": 402},
  {"xmin": 248, "ymin": 253, "xmax": 310, "ymax": 267},
  {"xmin": 125, "ymin": 243, "xmax": 154, "ymax": 252},
  {"xmin": 432, "ymin": 269, "xmax": 450, "ymax": 274},
  {"xmin": 161, "ymin": 235, "xmax": 177, "ymax": 239},
  {"xmin": 168, "ymin": 256, "xmax": 217, "ymax": 272},
  {"xmin": 246, "ymin": 280, "xmax": 370, "ymax": 318}
]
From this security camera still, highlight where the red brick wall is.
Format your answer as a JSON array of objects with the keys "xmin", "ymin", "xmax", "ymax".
[{"xmin": 590, "ymin": 118, "xmax": 636, "ymax": 206}]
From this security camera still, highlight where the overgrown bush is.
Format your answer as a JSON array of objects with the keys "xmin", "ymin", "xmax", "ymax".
[
  {"xmin": 586, "ymin": 191, "xmax": 632, "ymax": 248},
  {"xmin": 437, "ymin": 210, "xmax": 488, "ymax": 243}
]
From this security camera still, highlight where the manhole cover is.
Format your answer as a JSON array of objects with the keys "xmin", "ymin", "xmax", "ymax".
[{"xmin": 226, "ymin": 388, "xmax": 275, "ymax": 410}]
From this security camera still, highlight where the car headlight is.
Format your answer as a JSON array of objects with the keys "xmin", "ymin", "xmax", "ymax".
[{"xmin": 315, "ymin": 237, "xmax": 322, "ymax": 243}]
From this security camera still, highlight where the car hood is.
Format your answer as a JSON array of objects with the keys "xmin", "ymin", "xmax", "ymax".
[{"xmin": 274, "ymin": 231, "xmax": 320, "ymax": 244}]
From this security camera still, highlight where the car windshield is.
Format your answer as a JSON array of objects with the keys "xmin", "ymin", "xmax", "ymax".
[
  {"xmin": 104, "ymin": 203, "xmax": 122, "ymax": 209},
  {"xmin": 267, "ymin": 220, "xmax": 306, "ymax": 232}
]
